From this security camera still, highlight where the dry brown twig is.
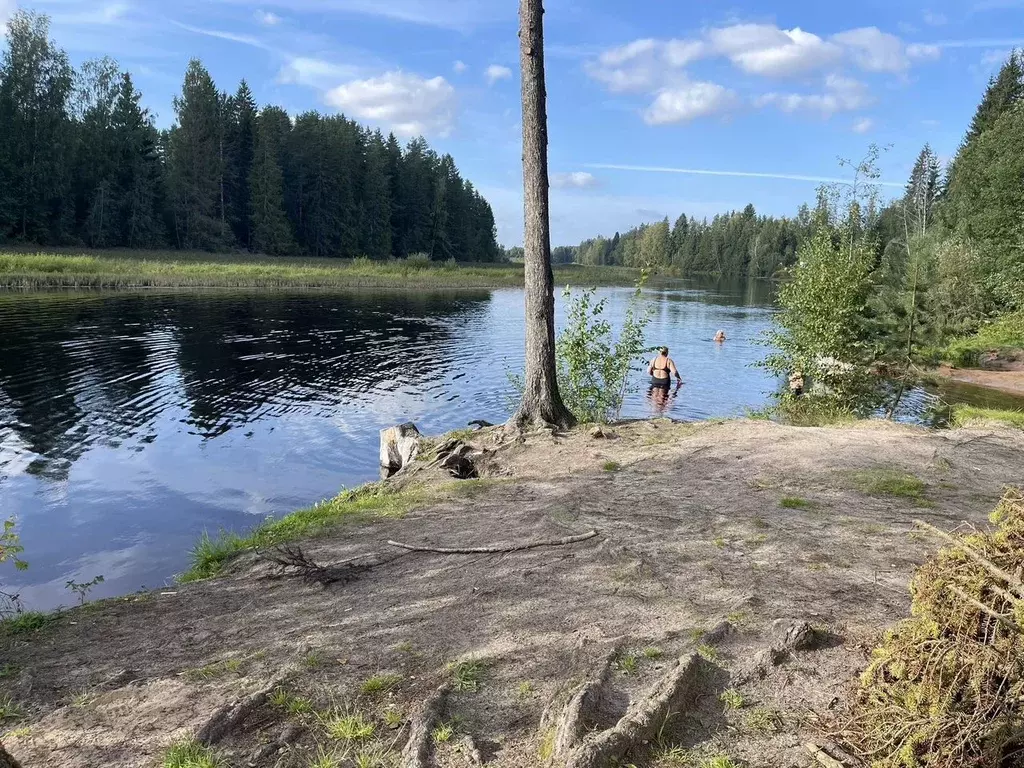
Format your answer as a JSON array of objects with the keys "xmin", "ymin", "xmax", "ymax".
[{"xmin": 386, "ymin": 530, "xmax": 598, "ymax": 555}]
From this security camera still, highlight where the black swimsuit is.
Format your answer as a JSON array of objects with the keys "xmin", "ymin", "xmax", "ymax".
[{"xmin": 651, "ymin": 360, "xmax": 672, "ymax": 389}]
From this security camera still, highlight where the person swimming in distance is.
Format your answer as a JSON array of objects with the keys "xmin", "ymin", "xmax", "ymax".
[
  {"xmin": 648, "ymin": 346, "xmax": 682, "ymax": 390},
  {"xmin": 714, "ymin": 330, "xmax": 727, "ymax": 343}
]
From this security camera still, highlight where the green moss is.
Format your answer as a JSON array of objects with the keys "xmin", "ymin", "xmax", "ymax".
[
  {"xmin": 179, "ymin": 482, "xmax": 425, "ymax": 582},
  {"xmin": 602, "ymin": 460, "xmax": 622, "ymax": 472},
  {"xmin": 779, "ymin": 496, "xmax": 814, "ymax": 509},
  {"xmin": 951, "ymin": 405, "xmax": 1024, "ymax": 430}
]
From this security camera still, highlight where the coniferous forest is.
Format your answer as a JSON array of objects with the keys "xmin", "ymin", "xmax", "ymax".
[{"xmin": 0, "ymin": 12, "xmax": 500, "ymax": 261}]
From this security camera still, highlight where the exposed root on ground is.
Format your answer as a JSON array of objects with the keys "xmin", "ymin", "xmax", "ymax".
[
  {"xmin": 196, "ymin": 677, "xmax": 288, "ymax": 746},
  {"xmin": 261, "ymin": 544, "xmax": 397, "ymax": 586},
  {"xmin": 400, "ymin": 684, "xmax": 450, "ymax": 768}
]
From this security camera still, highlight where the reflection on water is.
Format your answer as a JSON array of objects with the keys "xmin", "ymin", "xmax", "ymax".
[{"xmin": 0, "ymin": 277, "xmax": 1018, "ymax": 609}]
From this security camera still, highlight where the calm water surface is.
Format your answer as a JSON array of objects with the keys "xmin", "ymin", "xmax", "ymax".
[{"xmin": 0, "ymin": 279, "xmax": 1017, "ymax": 609}]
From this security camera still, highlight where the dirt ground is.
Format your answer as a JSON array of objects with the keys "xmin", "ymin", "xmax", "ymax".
[
  {"xmin": 936, "ymin": 363, "xmax": 1024, "ymax": 396},
  {"xmin": 3, "ymin": 418, "xmax": 1023, "ymax": 768}
]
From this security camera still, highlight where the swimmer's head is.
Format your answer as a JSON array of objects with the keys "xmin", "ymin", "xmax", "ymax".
[{"xmin": 659, "ymin": 346, "xmax": 669, "ymax": 355}]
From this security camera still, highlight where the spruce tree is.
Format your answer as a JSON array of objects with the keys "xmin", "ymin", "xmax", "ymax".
[
  {"xmin": 361, "ymin": 130, "xmax": 393, "ymax": 259},
  {"xmin": 110, "ymin": 73, "xmax": 163, "ymax": 247},
  {"xmin": 227, "ymin": 80, "xmax": 257, "ymax": 248},
  {"xmin": 249, "ymin": 109, "xmax": 294, "ymax": 255}
]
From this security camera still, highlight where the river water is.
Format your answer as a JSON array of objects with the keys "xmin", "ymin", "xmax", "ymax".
[{"xmin": 0, "ymin": 280, "xmax": 1019, "ymax": 609}]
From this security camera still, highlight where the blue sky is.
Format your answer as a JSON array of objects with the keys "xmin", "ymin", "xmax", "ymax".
[{"xmin": 4, "ymin": 0, "xmax": 1024, "ymax": 246}]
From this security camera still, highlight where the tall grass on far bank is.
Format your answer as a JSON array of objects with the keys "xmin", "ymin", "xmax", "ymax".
[
  {"xmin": 181, "ymin": 483, "xmax": 424, "ymax": 583},
  {"xmin": 0, "ymin": 250, "xmax": 647, "ymax": 290},
  {"xmin": 950, "ymin": 404, "xmax": 1024, "ymax": 430},
  {"xmin": 941, "ymin": 310, "xmax": 1024, "ymax": 367}
]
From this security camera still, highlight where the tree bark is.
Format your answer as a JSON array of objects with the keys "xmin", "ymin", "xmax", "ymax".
[{"xmin": 511, "ymin": 0, "xmax": 576, "ymax": 431}]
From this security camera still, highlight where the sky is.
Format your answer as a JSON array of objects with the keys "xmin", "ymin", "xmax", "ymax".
[{"xmin": 3, "ymin": 0, "xmax": 1023, "ymax": 247}]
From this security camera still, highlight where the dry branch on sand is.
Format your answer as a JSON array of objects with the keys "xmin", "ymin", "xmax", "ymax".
[
  {"xmin": 386, "ymin": 530, "xmax": 597, "ymax": 555},
  {"xmin": 845, "ymin": 487, "xmax": 1024, "ymax": 768}
]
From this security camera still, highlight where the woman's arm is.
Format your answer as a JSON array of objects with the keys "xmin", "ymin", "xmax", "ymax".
[
  {"xmin": 669, "ymin": 359, "xmax": 681, "ymax": 379},
  {"xmin": 648, "ymin": 358, "xmax": 655, "ymax": 375}
]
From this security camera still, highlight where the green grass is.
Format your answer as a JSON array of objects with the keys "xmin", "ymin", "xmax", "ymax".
[
  {"xmin": 308, "ymin": 748, "xmax": 342, "ymax": 768},
  {"xmin": 360, "ymin": 673, "xmax": 403, "ymax": 695},
  {"xmin": 616, "ymin": 652, "xmax": 640, "ymax": 675},
  {"xmin": 720, "ymin": 688, "xmax": 745, "ymax": 709},
  {"xmin": 779, "ymin": 496, "xmax": 815, "ymax": 509},
  {"xmin": 183, "ymin": 657, "xmax": 243, "ymax": 681},
  {"xmin": 0, "ymin": 694, "xmax": 24, "ymax": 723},
  {"xmin": 642, "ymin": 646, "xmax": 664, "ymax": 659},
  {"xmin": 0, "ymin": 249, "xmax": 648, "ymax": 290},
  {"xmin": 179, "ymin": 482, "xmax": 424, "ymax": 582},
  {"xmin": 942, "ymin": 310, "xmax": 1024, "ymax": 367},
  {"xmin": 323, "ymin": 712, "xmax": 375, "ymax": 742},
  {"xmin": 702, "ymin": 757, "xmax": 739, "ymax": 768},
  {"xmin": 449, "ymin": 659, "xmax": 484, "ymax": 692},
  {"xmin": 269, "ymin": 688, "xmax": 313, "ymax": 715},
  {"xmin": 951, "ymin": 405, "xmax": 1024, "ymax": 430},
  {"xmin": 696, "ymin": 644, "xmax": 719, "ymax": 662},
  {"xmin": 162, "ymin": 739, "xmax": 222, "ymax": 768},
  {"xmin": 432, "ymin": 723, "xmax": 455, "ymax": 744},
  {"xmin": 850, "ymin": 468, "xmax": 927, "ymax": 500},
  {"xmin": 0, "ymin": 663, "xmax": 17, "ymax": 678},
  {"xmin": 602, "ymin": 460, "xmax": 622, "ymax": 472},
  {"xmin": 1, "ymin": 611, "xmax": 55, "ymax": 635}
]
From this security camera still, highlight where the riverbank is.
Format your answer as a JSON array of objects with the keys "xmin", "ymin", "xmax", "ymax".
[
  {"xmin": 0, "ymin": 250, "xmax": 647, "ymax": 290},
  {"xmin": 3, "ymin": 418, "xmax": 1023, "ymax": 768}
]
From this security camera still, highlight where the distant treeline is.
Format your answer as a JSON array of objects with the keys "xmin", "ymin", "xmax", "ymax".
[{"xmin": 0, "ymin": 12, "xmax": 500, "ymax": 261}]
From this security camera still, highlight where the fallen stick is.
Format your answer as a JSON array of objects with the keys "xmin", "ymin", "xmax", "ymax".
[
  {"xmin": 387, "ymin": 530, "xmax": 598, "ymax": 555},
  {"xmin": 804, "ymin": 742, "xmax": 845, "ymax": 768}
]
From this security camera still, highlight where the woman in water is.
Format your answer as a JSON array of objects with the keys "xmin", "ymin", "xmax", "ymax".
[
  {"xmin": 648, "ymin": 347, "xmax": 682, "ymax": 390},
  {"xmin": 714, "ymin": 330, "xmax": 727, "ymax": 343}
]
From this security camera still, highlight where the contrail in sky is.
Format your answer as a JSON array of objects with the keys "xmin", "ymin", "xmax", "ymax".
[{"xmin": 586, "ymin": 163, "xmax": 905, "ymax": 188}]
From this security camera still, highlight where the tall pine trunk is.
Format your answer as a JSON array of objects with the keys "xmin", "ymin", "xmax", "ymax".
[{"xmin": 510, "ymin": 0, "xmax": 575, "ymax": 430}]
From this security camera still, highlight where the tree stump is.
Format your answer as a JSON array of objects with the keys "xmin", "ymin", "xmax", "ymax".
[{"xmin": 380, "ymin": 423, "xmax": 422, "ymax": 478}]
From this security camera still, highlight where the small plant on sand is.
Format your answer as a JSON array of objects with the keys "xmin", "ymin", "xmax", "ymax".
[
  {"xmin": 360, "ymin": 673, "xmax": 403, "ymax": 695},
  {"xmin": 779, "ymin": 496, "xmax": 814, "ymax": 509},
  {"xmin": 323, "ymin": 711, "xmax": 375, "ymax": 742},
  {"xmin": 184, "ymin": 657, "xmax": 243, "ymax": 681},
  {"xmin": 712, "ymin": 537, "xmax": 726, "ymax": 549},
  {"xmin": 71, "ymin": 689, "xmax": 95, "ymax": 708},
  {"xmin": 602, "ymin": 460, "xmax": 622, "ymax": 472},
  {"xmin": 642, "ymin": 646, "xmax": 663, "ymax": 659},
  {"xmin": 0, "ymin": 663, "xmax": 17, "ymax": 679},
  {"xmin": 846, "ymin": 487, "xmax": 1024, "ymax": 767},
  {"xmin": 850, "ymin": 468, "xmax": 926, "ymax": 500},
  {"xmin": 269, "ymin": 688, "xmax": 312, "ymax": 715},
  {"xmin": 303, "ymin": 649, "xmax": 324, "ymax": 669},
  {"xmin": 308, "ymin": 747, "xmax": 341, "ymax": 768},
  {"xmin": 696, "ymin": 644, "xmax": 719, "ymax": 662},
  {"xmin": 538, "ymin": 727, "xmax": 557, "ymax": 761},
  {"xmin": 394, "ymin": 640, "xmax": 414, "ymax": 653},
  {"xmin": 615, "ymin": 652, "xmax": 640, "ymax": 675},
  {"xmin": 383, "ymin": 706, "xmax": 404, "ymax": 727},
  {"xmin": 65, "ymin": 574, "xmax": 104, "ymax": 605},
  {"xmin": 449, "ymin": 659, "xmax": 484, "ymax": 692},
  {"xmin": 719, "ymin": 689, "xmax": 745, "ymax": 710},
  {"xmin": 0, "ymin": 694, "xmax": 23, "ymax": 723},
  {"xmin": 744, "ymin": 707, "xmax": 781, "ymax": 734},
  {"xmin": 653, "ymin": 744, "xmax": 690, "ymax": 764},
  {"xmin": 162, "ymin": 739, "xmax": 221, "ymax": 768},
  {"xmin": 517, "ymin": 680, "xmax": 535, "ymax": 697},
  {"xmin": 352, "ymin": 747, "xmax": 391, "ymax": 768},
  {"xmin": 432, "ymin": 723, "xmax": 455, "ymax": 744},
  {"xmin": 702, "ymin": 757, "xmax": 739, "ymax": 768}
]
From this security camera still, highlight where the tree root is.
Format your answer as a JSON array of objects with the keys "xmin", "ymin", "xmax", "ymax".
[
  {"xmin": 400, "ymin": 684, "xmax": 450, "ymax": 768},
  {"xmin": 246, "ymin": 723, "xmax": 304, "ymax": 765},
  {"xmin": 0, "ymin": 742, "xmax": 24, "ymax": 768},
  {"xmin": 196, "ymin": 678, "xmax": 288, "ymax": 746},
  {"xmin": 261, "ymin": 544, "xmax": 397, "ymax": 586},
  {"xmin": 387, "ymin": 530, "xmax": 598, "ymax": 555},
  {"xmin": 545, "ymin": 648, "xmax": 620, "ymax": 759},
  {"xmin": 548, "ymin": 653, "xmax": 712, "ymax": 768}
]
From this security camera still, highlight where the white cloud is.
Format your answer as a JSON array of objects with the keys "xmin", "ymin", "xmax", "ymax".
[
  {"xmin": 255, "ymin": 10, "xmax": 282, "ymax": 26},
  {"xmin": 551, "ymin": 171, "xmax": 600, "ymax": 189},
  {"xmin": 485, "ymin": 64, "xmax": 512, "ymax": 85},
  {"xmin": 832, "ymin": 27, "xmax": 914, "ymax": 73},
  {"xmin": 644, "ymin": 81, "xmax": 739, "ymax": 124},
  {"xmin": 324, "ymin": 71, "xmax": 456, "ymax": 137},
  {"xmin": 171, "ymin": 20, "xmax": 275, "ymax": 51},
  {"xmin": 757, "ymin": 74, "xmax": 871, "ymax": 117},
  {"xmin": 584, "ymin": 163, "xmax": 905, "ymax": 188},
  {"xmin": 277, "ymin": 58, "xmax": 359, "ymax": 88},
  {"xmin": 923, "ymin": 10, "xmax": 948, "ymax": 26},
  {"xmin": 453, "ymin": 60, "xmax": 467, "ymax": 74},
  {"xmin": 0, "ymin": 0, "xmax": 15, "ymax": 36},
  {"xmin": 852, "ymin": 116, "xmax": 875, "ymax": 133},
  {"xmin": 708, "ymin": 24, "xmax": 843, "ymax": 76},
  {"xmin": 907, "ymin": 43, "xmax": 942, "ymax": 60}
]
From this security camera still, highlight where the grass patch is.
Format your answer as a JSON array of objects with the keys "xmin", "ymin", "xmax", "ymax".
[
  {"xmin": 269, "ymin": 688, "xmax": 313, "ymax": 715},
  {"xmin": 517, "ymin": 681, "xmax": 535, "ymax": 697},
  {"xmin": 449, "ymin": 659, "xmax": 484, "ymax": 692},
  {"xmin": 383, "ymin": 707, "xmax": 404, "ymax": 727},
  {"xmin": 538, "ymin": 727, "xmax": 557, "ymax": 762},
  {"xmin": 0, "ymin": 664, "xmax": 18, "ymax": 679},
  {"xmin": 745, "ymin": 707, "xmax": 781, "ymax": 734},
  {"xmin": 308, "ymin": 748, "xmax": 341, "ymax": 768},
  {"xmin": 360, "ymin": 673, "xmax": 403, "ymax": 695},
  {"xmin": 0, "ymin": 694, "xmax": 23, "ymax": 723},
  {"xmin": 951, "ymin": 405, "xmax": 1024, "ymax": 430},
  {"xmin": 183, "ymin": 657, "xmax": 244, "ymax": 681},
  {"xmin": 179, "ymin": 482, "xmax": 424, "ymax": 582},
  {"xmin": 0, "ymin": 250, "xmax": 648, "ymax": 290},
  {"xmin": 642, "ymin": 646, "xmax": 664, "ymax": 659},
  {"xmin": 720, "ymin": 688, "xmax": 745, "ymax": 710},
  {"xmin": 323, "ymin": 712, "xmax": 375, "ymax": 742},
  {"xmin": 696, "ymin": 644, "xmax": 719, "ymax": 662},
  {"xmin": 1, "ymin": 611, "xmax": 55, "ymax": 635},
  {"xmin": 712, "ymin": 537, "xmax": 726, "ymax": 549},
  {"xmin": 702, "ymin": 757, "xmax": 739, "ymax": 768},
  {"xmin": 850, "ymin": 468, "xmax": 927, "ymax": 500},
  {"xmin": 615, "ymin": 652, "xmax": 640, "ymax": 675},
  {"xmin": 432, "ymin": 723, "xmax": 455, "ymax": 744},
  {"xmin": 163, "ymin": 739, "xmax": 221, "ymax": 768},
  {"xmin": 779, "ymin": 496, "xmax": 814, "ymax": 509},
  {"xmin": 602, "ymin": 460, "xmax": 622, "ymax": 472}
]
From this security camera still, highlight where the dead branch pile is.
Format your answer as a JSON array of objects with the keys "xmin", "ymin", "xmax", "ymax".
[{"xmin": 845, "ymin": 487, "xmax": 1024, "ymax": 767}]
